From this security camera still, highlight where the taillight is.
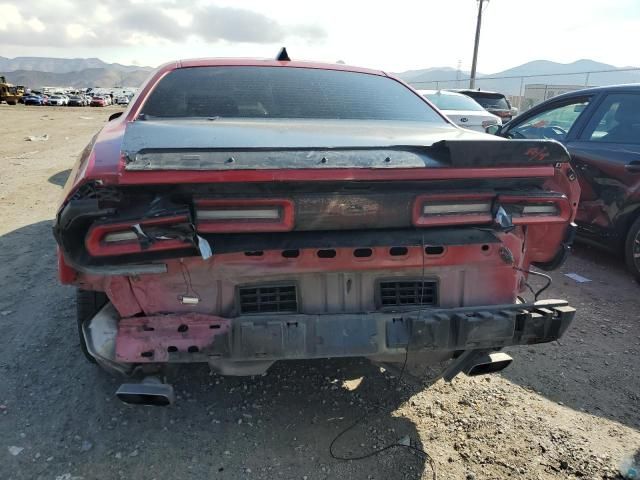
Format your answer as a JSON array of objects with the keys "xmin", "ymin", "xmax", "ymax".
[
  {"xmin": 85, "ymin": 215, "xmax": 193, "ymax": 257},
  {"xmin": 522, "ymin": 204, "xmax": 559, "ymax": 215},
  {"xmin": 413, "ymin": 193, "xmax": 571, "ymax": 227},
  {"xmin": 413, "ymin": 194, "xmax": 494, "ymax": 226},
  {"xmin": 499, "ymin": 195, "xmax": 571, "ymax": 224},
  {"xmin": 195, "ymin": 199, "xmax": 294, "ymax": 233},
  {"xmin": 103, "ymin": 231, "xmax": 139, "ymax": 243}
]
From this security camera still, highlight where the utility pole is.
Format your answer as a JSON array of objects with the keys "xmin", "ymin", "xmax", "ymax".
[{"xmin": 469, "ymin": 0, "xmax": 488, "ymax": 89}]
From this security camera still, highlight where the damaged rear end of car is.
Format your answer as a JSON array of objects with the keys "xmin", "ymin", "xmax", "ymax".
[{"xmin": 53, "ymin": 60, "xmax": 579, "ymax": 404}]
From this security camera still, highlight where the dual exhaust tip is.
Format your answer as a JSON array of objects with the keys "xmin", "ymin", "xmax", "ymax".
[
  {"xmin": 465, "ymin": 352, "xmax": 513, "ymax": 377},
  {"xmin": 442, "ymin": 350, "xmax": 513, "ymax": 382},
  {"xmin": 116, "ymin": 377, "xmax": 175, "ymax": 407}
]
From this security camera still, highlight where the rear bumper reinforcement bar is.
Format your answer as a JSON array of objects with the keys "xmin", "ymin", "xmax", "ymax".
[{"xmin": 91, "ymin": 300, "xmax": 575, "ymax": 367}]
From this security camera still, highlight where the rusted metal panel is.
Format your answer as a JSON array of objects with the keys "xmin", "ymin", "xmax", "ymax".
[{"xmin": 115, "ymin": 313, "xmax": 230, "ymax": 362}]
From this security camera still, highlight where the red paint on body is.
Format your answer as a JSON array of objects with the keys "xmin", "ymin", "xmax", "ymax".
[
  {"xmin": 57, "ymin": 248, "xmax": 77, "ymax": 284},
  {"xmin": 116, "ymin": 313, "xmax": 230, "ymax": 362}
]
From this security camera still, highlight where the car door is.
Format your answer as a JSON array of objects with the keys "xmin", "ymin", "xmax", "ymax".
[
  {"xmin": 567, "ymin": 92, "xmax": 640, "ymax": 245},
  {"xmin": 498, "ymin": 96, "xmax": 593, "ymax": 229},
  {"xmin": 500, "ymin": 95, "xmax": 593, "ymax": 143}
]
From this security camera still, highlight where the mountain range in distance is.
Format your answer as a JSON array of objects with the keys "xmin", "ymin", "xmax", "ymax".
[
  {"xmin": 2, "ymin": 56, "xmax": 639, "ymax": 94},
  {"xmin": 398, "ymin": 59, "xmax": 640, "ymax": 95},
  {"xmin": 0, "ymin": 56, "xmax": 152, "ymax": 88}
]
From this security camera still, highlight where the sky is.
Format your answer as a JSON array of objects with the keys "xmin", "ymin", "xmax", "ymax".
[{"xmin": 1, "ymin": 0, "xmax": 639, "ymax": 74}]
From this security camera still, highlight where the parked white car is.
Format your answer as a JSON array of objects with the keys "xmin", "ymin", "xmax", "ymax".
[
  {"xmin": 48, "ymin": 95, "xmax": 66, "ymax": 106},
  {"xmin": 52, "ymin": 93, "xmax": 69, "ymax": 105},
  {"xmin": 418, "ymin": 90, "xmax": 501, "ymax": 132},
  {"xmin": 115, "ymin": 95, "xmax": 130, "ymax": 105}
]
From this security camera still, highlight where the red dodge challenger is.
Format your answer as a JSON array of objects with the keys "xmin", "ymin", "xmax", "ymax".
[{"xmin": 53, "ymin": 54, "xmax": 579, "ymax": 405}]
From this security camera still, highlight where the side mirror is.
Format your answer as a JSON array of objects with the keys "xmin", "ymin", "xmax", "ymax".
[
  {"xmin": 510, "ymin": 107, "xmax": 519, "ymax": 117},
  {"xmin": 108, "ymin": 111, "xmax": 123, "ymax": 122},
  {"xmin": 485, "ymin": 124, "xmax": 502, "ymax": 135}
]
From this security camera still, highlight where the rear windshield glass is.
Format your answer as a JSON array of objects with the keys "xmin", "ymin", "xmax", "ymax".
[
  {"xmin": 465, "ymin": 93, "xmax": 510, "ymax": 110},
  {"xmin": 424, "ymin": 93, "xmax": 485, "ymax": 111},
  {"xmin": 141, "ymin": 66, "xmax": 443, "ymax": 122}
]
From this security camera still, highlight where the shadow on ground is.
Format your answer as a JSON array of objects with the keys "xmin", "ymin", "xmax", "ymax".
[
  {"xmin": 47, "ymin": 168, "xmax": 72, "ymax": 187},
  {"xmin": 502, "ymin": 240, "xmax": 640, "ymax": 430},
  {"xmin": 0, "ymin": 220, "xmax": 431, "ymax": 480},
  {"xmin": 0, "ymin": 221, "xmax": 637, "ymax": 479}
]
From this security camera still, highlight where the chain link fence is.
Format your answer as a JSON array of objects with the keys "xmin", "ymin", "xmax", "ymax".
[{"xmin": 408, "ymin": 68, "xmax": 640, "ymax": 112}]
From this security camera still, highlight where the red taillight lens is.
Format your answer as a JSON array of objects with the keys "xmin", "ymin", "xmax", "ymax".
[
  {"xmin": 413, "ymin": 193, "xmax": 494, "ymax": 227},
  {"xmin": 499, "ymin": 195, "xmax": 571, "ymax": 224},
  {"xmin": 195, "ymin": 199, "xmax": 294, "ymax": 233},
  {"xmin": 85, "ymin": 215, "xmax": 193, "ymax": 257},
  {"xmin": 413, "ymin": 193, "xmax": 571, "ymax": 227}
]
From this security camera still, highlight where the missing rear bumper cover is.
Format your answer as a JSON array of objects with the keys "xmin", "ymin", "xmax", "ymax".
[{"xmin": 91, "ymin": 299, "xmax": 575, "ymax": 370}]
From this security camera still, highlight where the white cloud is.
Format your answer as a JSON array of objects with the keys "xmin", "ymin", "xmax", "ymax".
[
  {"xmin": 161, "ymin": 8, "xmax": 193, "ymax": 28},
  {"xmin": 0, "ymin": 3, "xmax": 21, "ymax": 29},
  {"xmin": 25, "ymin": 17, "xmax": 45, "ymax": 32},
  {"xmin": 0, "ymin": 0, "xmax": 637, "ymax": 74},
  {"xmin": 0, "ymin": 0, "xmax": 325, "ymax": 49},
  {"xmin": 65, "ymin": 23, "xmax": 93, "ymax": 39}
]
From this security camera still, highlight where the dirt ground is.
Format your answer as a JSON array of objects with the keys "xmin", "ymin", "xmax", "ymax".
[{"xmin": 0, "ymin": 104, "xmax": 638, "ymax": 480}]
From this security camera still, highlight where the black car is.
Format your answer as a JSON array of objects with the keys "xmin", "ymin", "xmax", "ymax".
[
  {"xmin": 67, "ymin": 95, "xmax": 85, "ymax": 107},
  {"xmin": 486, "ymin": 84, "xmax": 640, "ymax": 281},
  {"xmin": 452, "ymin": 89, "xmax": 518, "ymax": 123}
]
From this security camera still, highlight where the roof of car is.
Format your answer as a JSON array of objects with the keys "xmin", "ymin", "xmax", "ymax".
[
  {"xmin": 157, "ymin": 58, "xmax": 387, "ymax": 77},
  {"xmin": 450, "ymin": 88, "xmax": 504, "ymax": 95},
  {"xmin": 544, "ymin": 83, "xmax": 640, "ymax": 101},
  {"xmin": 417, "ymin": 89, "xmax": 467, "ymax": 96}
]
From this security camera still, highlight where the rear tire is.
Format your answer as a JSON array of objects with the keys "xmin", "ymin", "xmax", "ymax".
[
  {"xmin": 76, "ymin": 289, "xmax": 108, "ymax": 363},
  {"xmin": 624, "ymin": 216, "xmax": 640, "ymax": 283}
]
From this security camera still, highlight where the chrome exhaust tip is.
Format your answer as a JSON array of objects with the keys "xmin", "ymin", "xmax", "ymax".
[
  {"xmin": 464, "ymin": 352, "xmax": 513, "ymax": 377},
  {"xmin": 441, "ymin": 350, "xmax": 513, "ymax": 381},
  {"xmin": 115, "ymin": 377, "xmax": 175, "ymax": 406}
]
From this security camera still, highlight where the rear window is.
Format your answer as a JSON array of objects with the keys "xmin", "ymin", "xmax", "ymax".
[
  {"xmin": 424, "ymin": 93, "xmax": 485, "ymax": 112},
  {"xmin": 141, "ymin": 66, "xmax": 443, "ymax": 122},
  {"xmin": 465, "ymin": 93, "xmax": 510, "ymax": 110}
]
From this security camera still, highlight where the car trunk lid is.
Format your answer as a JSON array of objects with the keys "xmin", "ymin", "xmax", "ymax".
[{"xmin": 120, "ymin": 118, "xmax": 568, "ymax": 175}]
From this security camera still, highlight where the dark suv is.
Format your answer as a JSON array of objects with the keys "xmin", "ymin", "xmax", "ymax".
[
  {"xmin": 487, "ymin": 84, "xmax": 640, "ymax": 281},
  {"xmin": 452, "ymin": 89, "xmax": 518, "ymax": 123}
]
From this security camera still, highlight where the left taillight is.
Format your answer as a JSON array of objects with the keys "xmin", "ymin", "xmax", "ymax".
[
  {"xmin": 85, "ymin": 215, "xmax": 193, "ymax": 257},
  {"xmin": 195, "ymin": 199, "xmax": 294, "ymax": 233}
]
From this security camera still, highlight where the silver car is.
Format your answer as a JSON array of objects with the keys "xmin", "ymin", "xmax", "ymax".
[{"xmin": 418, "ymin": 89, "xmax": 501, "ymax": 132}]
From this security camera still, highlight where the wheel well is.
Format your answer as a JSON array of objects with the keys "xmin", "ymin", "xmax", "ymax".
[{"xmin": 619, "ymin": 204, "xmax": 640, "ymax": 242}]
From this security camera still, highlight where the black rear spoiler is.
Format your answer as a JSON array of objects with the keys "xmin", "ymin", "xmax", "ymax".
[
  {"xmin": 428, "ymin": 139, "xmax": 570, "ymax": 168},
  {"xmin": 124, "ymin": 139, "xmax": 570, "ymax": 171}
]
